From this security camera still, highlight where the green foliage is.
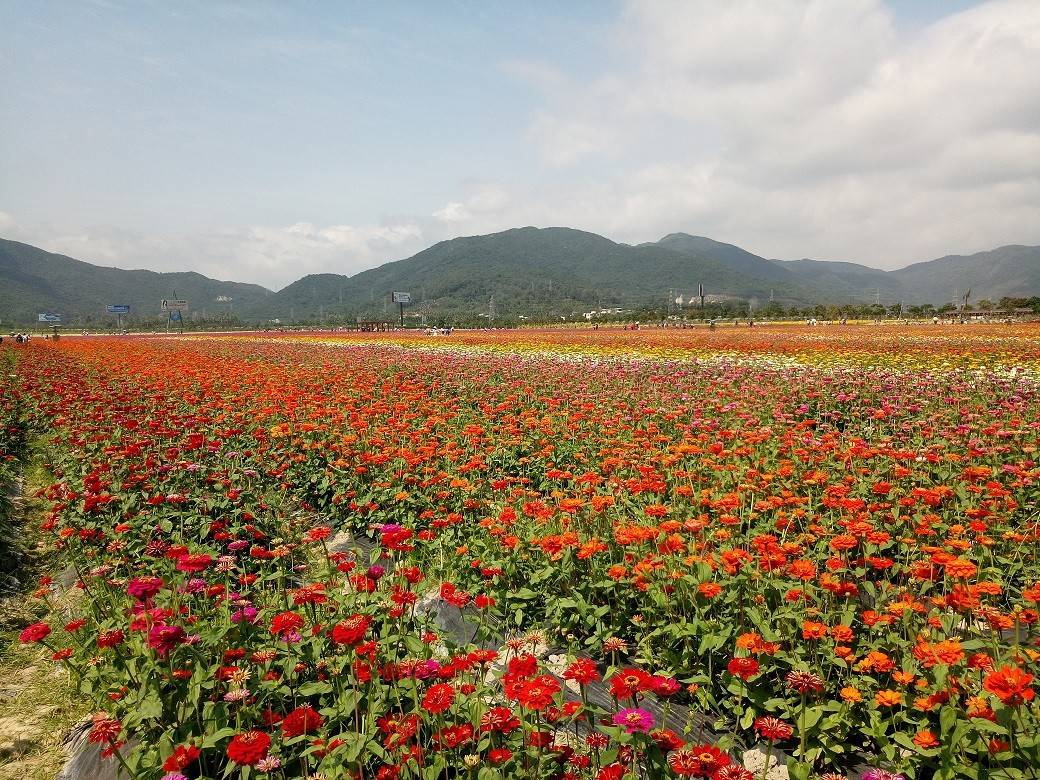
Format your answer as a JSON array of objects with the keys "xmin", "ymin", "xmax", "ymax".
[{"xmin": 0, "ymin": 238, "xmax": 272, "ymax": 326}]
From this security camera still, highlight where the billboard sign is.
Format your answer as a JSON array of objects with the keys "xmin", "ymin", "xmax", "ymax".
[
  {"xmin": 106, "ymin": 304, "xmax": 130, "ymax": 314},
  {"xmin": 38, "ymin": 313, "xmax": 61, "ymax": 323},
  {"xmin": 161, "ymin": 299, "xmax": 188, "ymax": 311},
  {"xmin": 391, "ymin": 291, "xmax": 411, "ymax": 304}
]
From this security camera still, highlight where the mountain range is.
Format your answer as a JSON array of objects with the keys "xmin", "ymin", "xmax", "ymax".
[{"xmin": 2, "ymin": 229, "xmax": 1038, "ymax": 325}]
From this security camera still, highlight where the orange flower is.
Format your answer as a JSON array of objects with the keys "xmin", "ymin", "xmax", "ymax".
[
  {"xmin": 801, "ymin": 621, "xmax": 828, "ymax": 640},
  {"xmin": 983, "ymin": 665, "xmax": 1035, "ymax": 706},
  {"xmin": 892, "ymin": 671, "xmax": 915, "ymax": 686},
  {"xmin": 840, "ymin": 686, "xmax": 862, "ymax": 704},
  {"xmin": 697, "ymin": 582, "xmax": 722, "ymax": 599},
  {"xmin": 912, "ymin": 639, "xmax": 965, "ymax": 668},
  {"xmin": 943, "ymin": 558, "xmax": 978, "ymax": 579},
  {"xmin": 874, "ymin": 689, "xmax": 903, "ymax": 707},
  {"xmin": 830, "ymin": 625, "xmax": 854, "ymax": 643},
  {"xmin": 787, "ymin": 559, "xmax": 817, "ymax": 580},
  {"xmin": 913, "ymin": 730, "xmax": 939, "ymax": 749},
  {"xmin": 966, "ymin": 695, "xmax": 996, "ymax": 720}
]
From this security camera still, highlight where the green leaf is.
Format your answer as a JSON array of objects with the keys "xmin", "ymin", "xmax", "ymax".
[
  {"xmin": 298, "ymin": 681, "xmax": 333, "ymax": 696},
  {"xmin": 971, "ymin": 718, "xmax": 1007, "ymax": 735}
]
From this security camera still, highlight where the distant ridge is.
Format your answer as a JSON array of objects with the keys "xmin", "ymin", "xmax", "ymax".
[
  {"xmin": 1, "ymin": 230, "xmax": 1038, "ymax": 325},
  {"xmin": 0, "ymin": 238, "xmax": 272, "ymax": 324}
]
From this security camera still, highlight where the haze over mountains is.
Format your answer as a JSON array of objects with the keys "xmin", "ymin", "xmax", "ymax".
[{"xmin": 2, "ymin": 229, "xmax": 1038, "ymax": 325}]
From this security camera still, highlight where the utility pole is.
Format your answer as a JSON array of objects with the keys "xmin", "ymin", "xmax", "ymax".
[{"xmin": 489, "ymin": 295, "xmax": 496, "ymax": 325}]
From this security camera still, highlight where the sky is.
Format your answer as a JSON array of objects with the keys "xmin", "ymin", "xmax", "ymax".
[{"xmin": 1, "ymin": 0, "xmax": 1038, "ymax": 290}]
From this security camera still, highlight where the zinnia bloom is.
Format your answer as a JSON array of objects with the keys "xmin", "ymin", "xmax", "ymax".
[
  {"xmin": 563, "ymin": 657, "xmax": 601, "ymax": 685},
  {"xmin": 913, "ymin": 730, "xmax": 939, "ymax": 749},
  {"xmin": 269, "ymin": 611, "xmax": 305, "ymax": 637},
  {"xmin": 613, "ymin": 707, "xmax": 655, "ymax": 734},
  {"xmin": 727, "ymin": 657, "xmax": 760, "ymax": 680},
  {"xmin": 163, "ymin": 744, "xmax": 200, "ymax": 772},
  {"xmin": 517, "ymin": 675, "xmax": 560, "ymax": 711},
  {"xmin": 754, "ymin": 716, "xmax": 793, "ymax": 741},
  {"xmin": 175, "ymin": 553, "xmax": 212, "ymax": 573},
  {"xmin": 127, "ymin": 576, "xmax": 164, "ymax": 600},
  {"xmin": 667, "ymin": 745, "xmax": 731, "ymax": 777},
  {"xmin": 714, "ymin": 768, "xmax": 755, "ymax": 780},
  {"xmin": 984, "ymin": 665, "xmax": 1035, "ymax": 705},
  {"xmin": 226, "ymin": 731, "xmax": 270, "ymax": 766},
  {"xmin": 422, "ymin": 683, "xmax": 456, "ymax": 714},
  {"xmin": 87, "ymin": 714, "xmax": 122, "ymax": 744},
  {"xmin": 96, "ymin": 629, "xmax": 124, "ymax": 649},
  {"xmin": 785, "ymin": 670, "xmax": 824, "ymax": 694},
  {"xmin": 874, "ymin": 689, "xmax": 903, "ymax": 707},
  {"xmin": 147, "ymin": 624, "xmax": 187, "ymax": 657},
  {"xmin": 19, "ymin": 622, "xmax": 51, "ymax": 644},
  {"xmin": 330, "ymin": 614, "xmax": 372, "ymax": 646},
  {"xmin": 281, "ymin": 705, "xmax": 323, "ymax": 738}
]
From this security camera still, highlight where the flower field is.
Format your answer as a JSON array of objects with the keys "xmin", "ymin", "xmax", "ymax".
[{"xmin": 6, "ymin": 324, "xmax": 1040, "ymax": 780}]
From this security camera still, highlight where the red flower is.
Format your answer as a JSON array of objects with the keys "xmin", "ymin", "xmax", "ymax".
[
  {"xmin": 281, "ymin": 705, "xmax": 324, "ymax": 737},
  {"xmin": 422, "ymin": 683, "xmax": 456, "ymax": 714},
  {"xmin": 147, "ymin": 624, "xmax": 186, "ymax": 657},
  {"xmin": 785, "ymin": 670, "xmax": 824, "ymax": 695},
  {"xmin": 97, "ymin": 629, "xmax": 124, "ymax": 649},
  {"xmin": 175, "ymin": 553, "xmax": 212, "ymax": 573},
  {"xmin": 984, "ymin": 665, "xmax": 1035, "ymax": 706},
  {"xmin": 480, "ymin": 706, "xmax": 520, "ymax": 734},
  {"xmin": 597, "ymin": 764, "xmax": 626, "ymax": 780},
  {"xmin": 19, "ymin": 622, "xmax": 51, "ymax": 644},
  {"xmin": 667, "ymin": 745, "xmax": 731, "ymax": 777},
  {"xmin": 163, "ymin": 744, "xmax": 201, "ymax": 772},
  {"xmin": 488, "ymin": 747, "xmax": 512, "ymax": 765},
  {"xmin": 564, "ymin": 657, "xmax": 601, "ymax": 685},
  {"xmin": 330, "ymin": 614, "xmax": 372, "ymax": 646},
  {"xmin": 517, "ymin": 674, "xmax": 560, "ymax": 711},
  {"xmin": 608, "ymin": 667, "xmax": 652, "ymax": 699},
  {"xmin": 714, "ymin": 767, "xmax": 755, "ymax": 780},
  {"xmin": 754, "ymin": 716, "xmax": 793, "ymax": 741},
  {"xmin": 226, "ymin": 731, "xmax": 271, "ymax": 765},
  {"xmin": 270, "ymin": 611, "xmax": 305, "ymax": 636},
  {"xmin": 726, "ymin": 657, "xmax": 759, "ymax": 680},
  {"xmin": 87, "ymin": 714, "xmax": 122, "ymax": 745},
  {"xmin": 127, "ymin": 576, "xmax": 164, "ymax": 600}
]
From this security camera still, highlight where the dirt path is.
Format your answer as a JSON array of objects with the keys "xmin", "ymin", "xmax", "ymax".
[{"xmin": 0, "ymin": 455, "xmax": 87, "ymax": 780}]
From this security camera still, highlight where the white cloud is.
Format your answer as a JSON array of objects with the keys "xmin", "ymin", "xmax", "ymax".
[
  {"xmin": 5, "ymin": 219, "xmax": 426, "ymax": 290},
  {"xmin": 502, "ymin": 0, "xmax": 1040, "ymax": 266},
  {"xmin": 6, "ymin": 1, "xmax": 1040, "ymax": 280},
  {"xmin": 432, "ymin": 202, "xmax": 470, "ymax": 223}
]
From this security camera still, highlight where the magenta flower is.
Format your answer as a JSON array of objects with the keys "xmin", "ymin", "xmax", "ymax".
[
  {"xmin": 147, "ymin": 624, "xmax": 187, "ymax": 657},
  {"xmin": 127, "ymin": 576, "xmax": 164, "ymax": 601},
  {"xmin": 613, "ymin": 707, "xmax": 655, "ymax": 734}
]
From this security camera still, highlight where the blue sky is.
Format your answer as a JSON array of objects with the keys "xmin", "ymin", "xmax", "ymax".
[{"xmin": 2, "ymin": 0, "xmax": 1037, "ymax": 289}]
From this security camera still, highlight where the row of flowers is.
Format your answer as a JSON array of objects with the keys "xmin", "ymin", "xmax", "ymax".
[{"xmin": 8, "ymin": 329, "xmax": 1040, "ymax": 779}]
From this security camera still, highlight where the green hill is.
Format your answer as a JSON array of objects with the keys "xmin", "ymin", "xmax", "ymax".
[
  {"xmin": 247, "ymin": 227, "xmax": 801, "ymax": 322},
  {"xmin": 0, "ymin": 238, "xmax": 273, "ymax": 326},
  {"xmin": 2, "ymin": 229, "xmax": 1038, "ymax": 326},
  {"xmin": 891, "ymin": 245, "xmax": 1040, "ymax": 304},
  {"xmin": 652, "ymin": 234, "xmax": 796, "ymax": 283},
  {"xmin": 777, "ymin": 259, "xmax": 906, "ymax": 304}
]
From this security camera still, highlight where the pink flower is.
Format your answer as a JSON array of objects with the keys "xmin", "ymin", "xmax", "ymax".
[
  {"xmin": 147, "ymin": 624, "xmax": 186, "ymax": 657},
  {"xmin": 127, "ymin": 576, "xmax": 164, "ymax": 601},
  {"xmin": 613, "ymin": 707, "xmax": 655, "ymax": 734}
]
